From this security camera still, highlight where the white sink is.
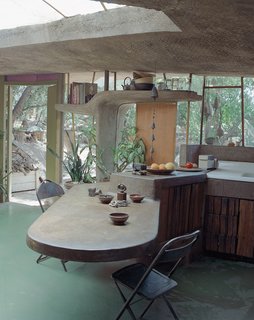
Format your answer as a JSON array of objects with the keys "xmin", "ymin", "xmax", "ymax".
[
  {"xmin": 207, "ymin": 161, "xmax": 254, "ymax": 182},
  {"xmin": 241, "ymin": 172, "xmax": 254, "ymax": 178}
]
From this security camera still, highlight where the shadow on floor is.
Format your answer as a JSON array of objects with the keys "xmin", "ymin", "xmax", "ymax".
[{"xmin": 0, "ymin": 201, "xmax": 253, "ymax": 320}]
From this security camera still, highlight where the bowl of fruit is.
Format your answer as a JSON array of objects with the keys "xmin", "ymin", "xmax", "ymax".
[{"xmin": 147, "ymin": 162, "xmax": 176, "ymax": 175}]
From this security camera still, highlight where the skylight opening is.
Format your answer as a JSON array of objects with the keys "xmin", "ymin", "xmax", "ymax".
[{"xmin": 0, "ymin": 0, "xmax": 125, "ymax": 30}]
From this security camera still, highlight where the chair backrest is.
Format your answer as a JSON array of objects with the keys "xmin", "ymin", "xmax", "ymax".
[
  {"xmin": 151, "ymin": 230, "xmax": 200, "ymax": 277},
  {"xmin": 36, "ymin": 177, "xmax": 65, "ymax": 212}
]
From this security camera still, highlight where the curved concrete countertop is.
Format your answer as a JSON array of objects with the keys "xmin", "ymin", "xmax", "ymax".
[{"xmin": 27, "ymin": 183, "xmax": 160, "ymax": 262}]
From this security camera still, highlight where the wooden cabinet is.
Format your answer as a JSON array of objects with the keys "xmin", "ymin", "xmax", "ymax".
[
  {"xmin": 237, "ymin": 200, "xmax": 254, "ymax": 258},
  {"xmin": 158, "ymin": 182, "xmax": 205, "ymax": 243},
  {"xmin": 204, "ymin": 195, "xmax": 254, "ymax": 259}
]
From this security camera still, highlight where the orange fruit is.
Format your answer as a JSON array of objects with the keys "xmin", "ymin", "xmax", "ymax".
[
  {"xmin": 151, "ymin": 163, "xmax": 159, "ymax": 170},
  {"xmin": 159, "ymin": 163, "xmax": 166, "ymax": 170}
]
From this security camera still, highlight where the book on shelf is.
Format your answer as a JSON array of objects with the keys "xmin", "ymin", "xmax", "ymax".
[{"xmin": 69, "ymin": 82, "xmax": 97, "ymax": 104}]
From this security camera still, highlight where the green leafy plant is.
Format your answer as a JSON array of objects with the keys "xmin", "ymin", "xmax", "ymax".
[
  {"xmin": 113, "ymin": 126, "xmax": 146, "ymax": 172},
  {"xmin": 48, "ymin": 131, "xmax": 87, "ymax": 182},
  {"xmin": 48, "ymin": 127, "xmax": 108, "ymax": 183},
  {"xmin": 80, "ymin": 124, "xmax": 109, "ymax": 183}
]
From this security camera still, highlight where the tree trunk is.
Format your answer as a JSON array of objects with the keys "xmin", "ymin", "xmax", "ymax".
[{"xmin": 12, "ymin": 86, "xmax": 33, "ymax": 124}]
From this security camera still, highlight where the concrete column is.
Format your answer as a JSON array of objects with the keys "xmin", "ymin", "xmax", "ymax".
[
  {"xmin": 46, "ymin": 74, "xmax": 65, "ymax": 183},
  {"xmin": 96, "ymin": 103, "xmax": 119, "ymax": 181}
]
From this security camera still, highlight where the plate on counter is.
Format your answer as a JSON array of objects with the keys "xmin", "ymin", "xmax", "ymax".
[
  {"xmin": 147, "ymin": 168, "xmax": 175, "ymax": 175},
  {"xmin": 176, "ymin": 167, "xmax": 204, "ymax": 172}
]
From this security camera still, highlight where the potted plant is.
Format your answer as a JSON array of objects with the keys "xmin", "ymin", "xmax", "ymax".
[
  {"xmin": 113, "ymin": 126, "xmax": 146, "ymax": 172},
  {"xmin": 48, "ymin": 131, "xmax": 86, "ymax": 188},
  {"xmin": 80, "ymin": 124, "xmax": 109, "ymax": 183},
  {"xmin": 48, "ymin": 128, "xmax": 108, "ymax": 188}
]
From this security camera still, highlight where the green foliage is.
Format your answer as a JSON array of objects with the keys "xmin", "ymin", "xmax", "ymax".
[
  {"xmin": 113, "ymin": 126, "xmax": 146, "ymax": 172},
  {"xmin": 48, "ymin": 125, "xmax": 108, "ymax": 183},
  {"xmin": 48, "ymin": 131, "xmax": 85, "ymax": 182},
  {"xmin": 12, "ymin": 85, "xmax": 48, "ymax": 129},
  {"xmin": 80, "ymin": 121, "xmax": 109, "ymax": 183}
]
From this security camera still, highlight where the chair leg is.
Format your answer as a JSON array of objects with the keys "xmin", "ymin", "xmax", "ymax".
[
  {"xmin": 162, "ymin": 295, "xmax": 179, "ymax": 320},
  {"xmin": 36, "ymin": 254, "xmax": 50, "ymax": 264},
  {"xmin": 114, "ymin": 281, "xmax": 138, "ymax": 320},
  {"xmin": 37, "ymin": 255, "xmax": 68, "ymax": 272},
  {"xmin": 61, "ymin": 260, "xmax": 68, "ymax": 272},
  {"xmin": 139, "ymin": 299, "xmax": 155, "ymax": 319}
]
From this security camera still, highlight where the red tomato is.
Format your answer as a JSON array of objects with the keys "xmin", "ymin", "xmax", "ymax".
[{"xmin": 185, "ymin": 162, "xmax": 193, "ymax": 169}]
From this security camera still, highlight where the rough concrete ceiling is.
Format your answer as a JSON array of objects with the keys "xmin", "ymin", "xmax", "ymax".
[{"xmin": 1, "ymin": 0, "xmax": 254, "ymax": 76}]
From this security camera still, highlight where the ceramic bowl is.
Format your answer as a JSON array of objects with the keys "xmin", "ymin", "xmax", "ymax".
[
  {"xmin": 135, "ymin": 76, "xmax": 154, "ymax": 84},
  {"xmin": 99, "ymin": 194, "xmax": 114, "ymax": 204},
  {"xmin": 134, "ymin": 83, "xmax": 154, "ymax": 90},
  {"xmin": 129, "ymin": 193, "xmax": 144, "ymax": 203},
  {"xmin": 109, "ymin": 213, "xmax": 129, "ymax": 225}
]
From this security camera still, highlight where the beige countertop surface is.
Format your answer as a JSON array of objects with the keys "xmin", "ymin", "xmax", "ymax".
[
  {"xmin": 207, "ymin": 161, "xmax": 254, "ymax": 182},
  {"xmin": 27, "ymin": 182, "xmax": 160, "ymax": 262}
]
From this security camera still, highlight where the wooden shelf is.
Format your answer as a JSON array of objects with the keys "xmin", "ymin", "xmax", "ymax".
[{"xmin": 55, "ymin": 90, "xmax": 202, "ymax": 115}]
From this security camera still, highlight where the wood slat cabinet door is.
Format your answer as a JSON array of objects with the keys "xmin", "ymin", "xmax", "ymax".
[
  {"xmin": 205, "ymin": 195, "xmax": 254, "ymax": 260},
  {"xmin": 158, "ymin": 182, "xmax": 205, "ymax": 243},
  {"xmin": 204, "ymin": 195, "xmax": 239, "ymax": 255},
  {"xmin": 237, "ymin": 200, "xmax": 254, "ymax": 258}
]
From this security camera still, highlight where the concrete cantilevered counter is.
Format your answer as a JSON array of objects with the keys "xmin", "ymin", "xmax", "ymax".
[
  {"xmin": 27, "ymin": 182, "xmax": 160, "ymax": 262},
  {"xmin": 27, "ymin": 171, "xmax": 207, "ymax": 262}
]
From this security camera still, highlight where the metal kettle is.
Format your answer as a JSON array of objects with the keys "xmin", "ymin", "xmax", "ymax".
[{"xmin": 122, "ymin": 77, "xmax": 135, "ymax": 90}]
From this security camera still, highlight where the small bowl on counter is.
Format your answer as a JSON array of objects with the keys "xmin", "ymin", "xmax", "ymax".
[
  {"xmin": 99, "ymin": 194, "xmax": 114, "ymax": 204},
  {"xmin": 109, "ymin": 213, "xmax": 129, "ymax": 225},
  {"xmin": 129, "ymin": 194, "xmax": 145, "ymax": 203}
]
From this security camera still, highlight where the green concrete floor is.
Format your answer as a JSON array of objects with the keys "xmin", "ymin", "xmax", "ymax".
[{"xmin": 0, "ymin": 201, "xmax": 254, "ymax": 320}]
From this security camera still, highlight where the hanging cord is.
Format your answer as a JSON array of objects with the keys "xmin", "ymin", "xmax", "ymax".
[
  {"xmin": 42, "ymin": 0, "xmax": 67, "ymax": 18},
  {"xmin": 150, "ymin": 106, "xmax": 156, "ymax": 163},
  {"xmin": 100, "ymin": 2, "xmax": 108, "ymax": 11}
]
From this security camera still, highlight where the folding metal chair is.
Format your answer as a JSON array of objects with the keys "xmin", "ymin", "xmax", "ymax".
[
  {"xmin": 112, "ymin": 229, "xmax": 200, "ymax": 320},
  {"xmin": 36, "ymin": 177, "xmax": 68, "ymax": 272}
]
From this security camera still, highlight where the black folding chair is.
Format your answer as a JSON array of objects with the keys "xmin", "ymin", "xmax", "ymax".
[
  {"xmin": 36, "ymin": 177, "xmax": 68, "ymax": 272},
  {"xmin": 112, "ymin": 230, "xmax": 200, "ymax": 320}
]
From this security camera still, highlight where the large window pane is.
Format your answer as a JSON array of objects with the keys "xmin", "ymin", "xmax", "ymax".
[
  {"xmin": 205, "ymin": 76, "xmax": 241, "ymax": 87},
  {"xmin": 202, "ymin": 88, "xmax": 242, "ymax": 145},
  {"xmin": 244, "ymin": 78, "xmax": 254, "ymax": 146}
]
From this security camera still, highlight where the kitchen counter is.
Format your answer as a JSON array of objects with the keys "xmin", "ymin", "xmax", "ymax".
[
  {"xmin": 27, "ymin": 170, "xmax": 207, "ymax": 261},
  {"xmin": 204, "ymin": 160, "xmax": 254, "ymax": 260},
  {"xmin": 206, "ymin": 161, "xmax": 254, "ymax": 199},
  {"xmin": 207, "ymin": 161, "xmax": 254, "ymax": 182},
  {"xmin": 111, "ymin": 170, "xmax": 207, "ymax": 200},
  {"xmin": 27, "ymin": 182, "xmax": 160, "ymax": 262}
]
